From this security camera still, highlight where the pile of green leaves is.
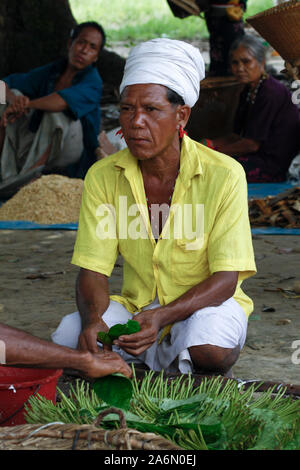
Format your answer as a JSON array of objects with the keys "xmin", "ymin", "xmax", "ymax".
[{"xmin": 25, "ymin": 367, "xmax": 300, "ymax": 450}]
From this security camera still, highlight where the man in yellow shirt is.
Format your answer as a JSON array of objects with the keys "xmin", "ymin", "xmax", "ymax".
[{"xmin": 52, "ymin": 38, "xmax": 256, "ymax": 376}]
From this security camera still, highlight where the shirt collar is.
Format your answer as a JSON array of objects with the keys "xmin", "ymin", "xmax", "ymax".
[
  {"xmin": 49, "ymin": 58, "xmax": 94, "ymax": 84},
  {"xmin": 114, "ymin": 135, "xmax": 203, "ymax": 184},
  {"xmin": 179, "ymin": 135, "xmax": 203, "ymax": 187}
]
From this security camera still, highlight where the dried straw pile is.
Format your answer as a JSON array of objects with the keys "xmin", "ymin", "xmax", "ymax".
[{"xmin": 0, "ymin": 175, "xmax": 83, "ymax": 224}]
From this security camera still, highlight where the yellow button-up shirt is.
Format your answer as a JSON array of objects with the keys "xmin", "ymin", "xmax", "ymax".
[{"xmin": 72, "ymin": 135, "xmax": 257, "ymax": 319}]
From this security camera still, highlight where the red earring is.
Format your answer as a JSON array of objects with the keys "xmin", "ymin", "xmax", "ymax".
[
  {"xmin": 116, "ymin": 128, "xmax": 124, "ymax": 139},
  {"xmin": 179, "ymin": 125, "xmax": 187, "ymax": 138}
]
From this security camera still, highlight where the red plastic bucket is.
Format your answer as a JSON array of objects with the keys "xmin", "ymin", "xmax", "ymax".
[{"xmin": 0, "ymin": 366, "xmax": 62, "ymax": 426}]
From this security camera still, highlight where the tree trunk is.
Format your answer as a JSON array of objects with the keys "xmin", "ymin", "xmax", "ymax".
[
  {"xmin": 98, "ymin": 49, "xmax": 125, "ymax": 89},
  {"xmin": 0, "ymin": 0, "xmax": 125, "ymax": 87},
  {"xmin": 0, "ymin": 0, "xmax": 75, "ymax": 76}
]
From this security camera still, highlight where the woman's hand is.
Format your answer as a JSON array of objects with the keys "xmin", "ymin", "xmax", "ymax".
[{"xmin": 113, "ymin": 310, "xmax": 161, "ymax": 356}]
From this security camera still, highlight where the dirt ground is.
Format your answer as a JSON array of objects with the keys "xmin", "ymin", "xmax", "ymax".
[{"xmin": 0, "ymin": 229, "xmax": 299, "ymax": 385}]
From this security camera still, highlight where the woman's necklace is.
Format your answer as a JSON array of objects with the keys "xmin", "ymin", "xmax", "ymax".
[{"xmin": 246, "ymin": 73, "xmax": 267, "ymax": 105}]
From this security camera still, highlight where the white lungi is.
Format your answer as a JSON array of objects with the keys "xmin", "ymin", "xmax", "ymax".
[{"xmin": 52, "ymin": 297, "xmax": 248, "ymax": 374}]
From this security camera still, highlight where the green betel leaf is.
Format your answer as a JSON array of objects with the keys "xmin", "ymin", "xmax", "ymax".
[
  {"xmin": 92, "ymin": 373, "xmax": 133, "ymax": 410},
  {"xmin": 126, "ymin": 320, "xmax": 141, "ymax": 334},
  {"xmin": 97, "ymin": 331, "xmax": 112, "ymax": 345},
  {"xmin": 107, "ymin": 320, "xmax": 141, "ymax": 341},
  {"xmin": 108, "ymin": 323, "xmax": 128, "ymax": 340}
]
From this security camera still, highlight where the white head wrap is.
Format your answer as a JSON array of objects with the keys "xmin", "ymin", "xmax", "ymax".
[{"xmin": 119, "ymin": 38, "xmax": 205, "ymax": 107}]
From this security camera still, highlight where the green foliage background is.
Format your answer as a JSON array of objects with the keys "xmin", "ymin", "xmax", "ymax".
[{"xmin": 69, "ymin": 0, "xmax": 274, "ymax": 44}]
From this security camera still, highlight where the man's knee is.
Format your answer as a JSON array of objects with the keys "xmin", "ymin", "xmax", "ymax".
[{"xmin": 189, "ymin": 343, "xmax": 240, "ymax": 374}]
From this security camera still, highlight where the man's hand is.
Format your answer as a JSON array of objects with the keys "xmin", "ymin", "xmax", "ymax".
[
  {"xmin": 0, "ymin": 95, "xmax": 30, "ymax": 127},
  {"xmin": 76, "ymin": 268, "xmax": 112, "ymax": 353},
  {"xmin": 9, "ymin": 95, "xmax": 30, "ymax": 115},
  {"xmin": 78, "ymin": 318, "xmax": 112, "ymax": 353},
  {"xmin": 114, "ymin": 310, "xmax": 161, "ymax": 356},
  {"xmin": 82, "ymin": 350, "xmax": 132, "ymax": 379},
  {"xmin": 0, "ymin": 106, "xmax": 18, "ymax": 127},
  {"xmin": 0, "ymin": 322, "xmax": 132, "ymax": 378}
]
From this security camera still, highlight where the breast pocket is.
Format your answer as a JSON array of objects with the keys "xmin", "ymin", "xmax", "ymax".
[{"xmin": 171, "ymin": 235, "xmax": 209, "ymax": 285}]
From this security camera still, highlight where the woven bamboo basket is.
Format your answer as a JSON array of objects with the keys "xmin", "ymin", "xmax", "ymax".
[
  {"xmin": 0, "ymin": 421, "xmax": 182, "ymax": 451},
  {"xmin": 168, "ymin": 0, "xmax": 200, "ymax": 16},
  {"xmin": 247, "ymin": 0, "xmax": 300, "ymax": 63}
]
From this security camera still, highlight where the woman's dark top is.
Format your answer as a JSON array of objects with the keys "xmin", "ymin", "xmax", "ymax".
[{"xmin": 233, "ymin": 75, "xmax": 300, "ymax": 182}]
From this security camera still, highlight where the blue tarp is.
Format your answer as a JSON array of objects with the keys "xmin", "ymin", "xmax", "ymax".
[
  {"xmin": 0, "ymin": 182, "xmax": 299, "ymax": 234},
  {"xmin": 0, "ymin": 220, "xmax": 78, "ymax": 230},
  {"xmin": 248, "ymin": 182, "xmax": 300, "ymax": 235},
  {"xmin": 247, "ymin": 182, "xmax": 295, "ymax": 199}
]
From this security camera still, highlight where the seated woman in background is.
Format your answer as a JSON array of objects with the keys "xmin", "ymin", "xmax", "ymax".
[{"xmin": 207, "ymin": 34, "xmax": 300, "ymax": 182}]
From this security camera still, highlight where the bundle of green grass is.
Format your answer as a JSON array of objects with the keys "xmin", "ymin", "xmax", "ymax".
[{"xmin": 25, "ymin": 367, "xmax": 300, "ymax": 450}]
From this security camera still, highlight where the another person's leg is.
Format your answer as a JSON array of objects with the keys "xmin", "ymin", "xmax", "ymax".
[
  {"xmin": 46, "ymin": 118, "xmax": 84, "ymax": 170},
  {"xmin": 0, "ymin": 91, "xmax": 36, "ymax": 181}
]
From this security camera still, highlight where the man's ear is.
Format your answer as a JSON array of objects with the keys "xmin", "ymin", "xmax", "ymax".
[{"xmin": 177, "ymin": 104, "xmax": 191, "ymax": 129}]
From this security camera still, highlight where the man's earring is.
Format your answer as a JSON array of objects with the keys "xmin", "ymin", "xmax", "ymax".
[
  {"xmin": 179, "ymin": 125, "xmax": 187, "ymax": 138},
  {"xmin": 116, "ymin": 128, "xmax": 124, "ymax": 139}
]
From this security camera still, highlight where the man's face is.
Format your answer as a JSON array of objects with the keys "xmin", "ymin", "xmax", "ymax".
[
  {"xmin": 68, "ymin": 27, "xmax": 102, "ymax": 70},
  {"xmin": 119, "ymin": 84, "xmax": 182, "ymax": 161}
]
